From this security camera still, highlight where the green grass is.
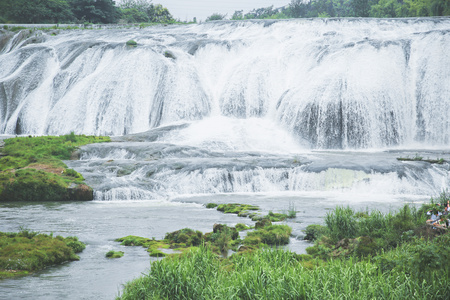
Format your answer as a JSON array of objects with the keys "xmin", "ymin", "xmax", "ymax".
[
  {"xmin": 116, "ymin": 195, "xmax": 450, "ymax": 299},
  {"xmin": 397, "ymin": 156, "xmax": 446, "ymax": 164},
  {"xmin": 244, "ymin": 224, "xmax": 292, "ymax": 246},
  {"xmin": 0, "ymin": 133, "xmax": 110, "ymax": 201},
  {"xmin": 117, "ymin": 245, "xmax": 450, "ymax": 299},
  {"xmin": 216, "ymin": 203, "xmax": 260, "ymax": 216},
  {"xmin": 106, "ymin": 250, "xmax": 124, "ymax": 259},
  {"xmin": 0, "ymin": 230, "xmax": 85, "ymax": 279},
  {"xmin": 205, "ymin": 203, "xmax": 218, "ymax": 209}
]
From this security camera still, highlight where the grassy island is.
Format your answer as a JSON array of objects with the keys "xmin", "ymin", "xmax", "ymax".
[
  {"xmin": 0, "ymin": 133, "xmax": 110, "ymax": 201},
  {"xmin": 117, "ymin": 195, "xmax": 450, "ymax": 299},
  {"xmin": 0, "ymin": 229, "xmax": 85, "ymax": 279}
]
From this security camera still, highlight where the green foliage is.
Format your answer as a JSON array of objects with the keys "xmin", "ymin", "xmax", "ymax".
[
  {"xmin": 245, "ymin": 225, "xmax": 292, "ymax": 246},
  {"xmin": 235, "ymin": 223, "xmax": 249, "ymax": 231},
  {"xmin": 63, "ymin": 168, "xmax": 84, "ymax": 180},
  {"xmin": 206, "ymin": 203, "xmax": 218, "ymax": 209},
  {"xmin": 304, "ymin": 224, "xmax": 328, "ymax": 241},
  {"xmin": 0, "ymin": 134, "xmax": 109, "ymax": 202},
  {"xmin": 118, "ymin": 0, "xmax": 174, "ymax": 23},
  {"xmin": 106, "ymin": 250, "xmax": 124, "ymax": 258},
  {"xmin": 64, "ymin": 236, "xmax": 86, "ymax": 253},
  {"xmin": 265, "ymin": 211, "xmax": 289, "ymax": 222},
  {"xmin": 0, "ymin": 0, "xmax": 74, "ymax": 24},
  {"xmin": 0, "ymin": 169, "xmax": 69, "ymax": 201},
  {"xmin": 126, "ymin": 39, "xmax": 137, "ymax": 46},
  {"xmin": 117, "ymin": 245, "xmax": 450, "ymax": 300},
  {"xmin": 216, "ymin": 203, "xmax": 260, "ymax": 217},
  {"xmin": 325, "ymin": 206, "xmax": 358, "ymax": 242},
  {"xmin": 375, "ymin": 234, "xmax": 450, "ymax": 281},
  {"xmin": 205, "ymin": 13, "xmax": 227, "ymax": 22},
  {"xmin": 116, "ymin": 235, "xmax": 152, "ymax": 246},
  {"xmin": 69, "ymin": 0, "xmax": 120, "ymax": 24},
  {"xmin": 164, "ymin": 228, "xmax": 203, "ymax": 247},
  {"xmin": 0, "ymin": 230, "xmax": 85, "ymax": 279},
  {"xmin": 255, "ymin": 218, "xmax": 272, "ymax": 229},
  {"xmin": 308, "ymin": 199, "xmax": 448, "ymax": 260}
]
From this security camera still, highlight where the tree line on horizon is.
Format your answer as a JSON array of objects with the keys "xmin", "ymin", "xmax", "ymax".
[
  {"xmin": 209, "ymin": 0, "xmax": 449, "ymax": 21},
  {"xmin": 0, "ymin": 0, "xmax": 174, "ymax": 24},
  {"xmin": 0, "ymin": 0, "xmax": 448, "ymax": 25}
]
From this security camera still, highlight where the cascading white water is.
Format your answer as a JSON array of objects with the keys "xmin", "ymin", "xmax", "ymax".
[
  {"xmin": 1, "ymin": 18, "xmax": 449, "ymax": 148},
  {"xmin": 1, "ymin": 19, "xmax": 449, "ymax": 201}
]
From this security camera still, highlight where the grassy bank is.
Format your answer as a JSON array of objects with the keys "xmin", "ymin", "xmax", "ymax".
[
  {"xmin": 0, "ymin": 133, "xmax": 110, "ymax": 201},
  {"xmin": 117, "ymin": 196, "xmax": 450, "ymax": 299},
  {"xmin": 0, "ymin": 229, "xmax": 85, "ymax": 279}
]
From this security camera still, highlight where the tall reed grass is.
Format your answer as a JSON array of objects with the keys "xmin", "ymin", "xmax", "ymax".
[{"xmin": 117, "ymin": 246, "xmax": 450, "ymax": 299}]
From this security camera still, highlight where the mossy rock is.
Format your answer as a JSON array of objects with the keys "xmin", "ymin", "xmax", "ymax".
[
  {"xmin": 106, "ymin": 250, "xmax": 124, "ymax": 258},
  {"xmin": 235, "ymin": 223, "xmax": 249, "ymax": 231},
  {"xmin": 217, "ymin": 203, "xmax": 260, "ymax": 215},
  {"xmin": 164, "ymin": 228, "xmax": 203, "ymax": 246},
  {"xmin": 206, "ymin": 203, "xmax": 218, "ymax": 209},
  {"xmin": 255, "ymin": 218, "xmax": 272, "ymax": 229},
  {"xmin": 245, "ymin": 225, "xmax": 292, "ymax": 246},
  {"xmin": 148, "ymin": 250, "xmax": 166, "ymax": 257},
  {"xmin": 116, "ymin": 235, "xmax": 152, "ymax": 247},
  {"xmin": 0, "ymin": 134, "xmax": 109, "ymax": 202},
  {"xmin": 0, "ymin": 231, "xmax": 85, "ymax": 279},
  {"xmin": 265, "ymin": 211, "xmax": 288, "ymax": 222},
  {"xmin": 164, "ymin": 51, "xmax": 176, "ymax": 59},
  {"xmin": 126, "ymin": 40, "xmax": 137, "ymax": 46}
]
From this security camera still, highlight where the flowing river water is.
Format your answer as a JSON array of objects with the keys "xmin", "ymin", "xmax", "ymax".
[{"xmin": 0, "ymin": 18, "xmax": 449, "ymax": 299}]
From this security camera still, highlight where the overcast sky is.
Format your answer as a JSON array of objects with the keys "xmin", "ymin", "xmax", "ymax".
[{"xmin": 141, "ymin": 1, "xmax": 291, "ymax": 22}]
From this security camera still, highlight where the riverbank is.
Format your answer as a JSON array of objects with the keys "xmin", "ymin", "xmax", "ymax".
[
  {"xmin": 0, "ymin": 134, "xmax": 110, "ymax": 201},
  {"xmin": 117, "ymin": 197, "xmax": 450, "ymax": 299}
]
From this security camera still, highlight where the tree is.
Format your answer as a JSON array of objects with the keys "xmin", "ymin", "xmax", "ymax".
[
  {"xmin": 352, "ymin": 0, "xmax": 371, "ymax": 16},
  {"xmin": 231, "ymin": 10, "xmax": 244, "ymax": 20},
  {"xmin": 0, "ymin": 0, "xmax": 73, "ymax": 23},
  {"xmin": 205, "ymin": 13, "xmax": 227, "ymax": 22},
  {"xmin": 118, "ymin": 0, "xmax": 173, "ymax": 23},
  {"xmin": 69, "ymin": 0, "xmax": 120, "ymax": 23},
  {"xmin": 288, "ymin": 0, "xmax": 310, "ymax": 17}
]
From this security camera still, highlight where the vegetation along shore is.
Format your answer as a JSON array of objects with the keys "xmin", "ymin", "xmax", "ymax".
[
  {"xmin": 117, "ymin": 193, "xmax": 450, "ymax": 299},
  {"xmin": 0, "ymin": 229, "xmax": 85, "ymax": 279},
  {"xmin": 0, "ymin": 133, "xmax": 110, "ymax": 202}
]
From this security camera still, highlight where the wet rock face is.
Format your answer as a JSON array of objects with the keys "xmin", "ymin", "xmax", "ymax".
[{"xmin": 67, "ymin": 184, "xmax": 94, "ymax": 201}]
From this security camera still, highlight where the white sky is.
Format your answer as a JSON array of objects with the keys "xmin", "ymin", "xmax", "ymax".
[{"xmin": 120, "ymin": 1, "xmax": 291, "ymax": 22}]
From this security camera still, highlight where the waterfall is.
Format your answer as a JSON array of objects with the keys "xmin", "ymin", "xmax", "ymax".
[{"xmin": 1, "ymin": 18, "xmax": 449, "ymax": 149}]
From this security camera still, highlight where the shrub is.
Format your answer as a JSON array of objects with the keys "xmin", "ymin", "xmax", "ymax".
[
  {"xmin": 245, "ymin": 225, "xmax": 292, "ymax": 246},
  {"xmin": 303, "ymin": 224, "xmax": 328, "ymax": 241},
  {"xmin": 325, "ymin": 206, "xmax": 358, "ymax": 242}
]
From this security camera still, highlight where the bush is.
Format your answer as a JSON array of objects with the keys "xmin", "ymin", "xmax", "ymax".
[
  {"xmin": 303, "ymin": 224, "xmax": 328, "ymax": 241},
  {"xmin": 245, "ymin": 225, "xmax": 292, "ymax": 246},
  {"xmin": 325, "ymin": 206, "xmax": 358, "ymax": 242}
]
